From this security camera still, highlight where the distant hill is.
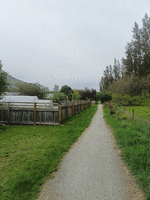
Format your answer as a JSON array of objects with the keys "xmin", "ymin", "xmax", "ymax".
[
  {"xmin": 6, "ymin": 73, "xmax": 49, "ymax": 91},
  {"xmin": 6, "ymin": 74, "xmax": 26, "ymax": 89}
]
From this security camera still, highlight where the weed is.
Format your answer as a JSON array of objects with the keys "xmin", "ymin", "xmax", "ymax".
[{"xmin": 109, "ymin": 108, "xmax": 115, "ymax": 115}]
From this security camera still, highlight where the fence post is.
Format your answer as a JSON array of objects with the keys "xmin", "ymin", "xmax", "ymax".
[
  {"xmin": 7, "ymin": 103, "xmax": 10, "ymax": 125},
  {"xmin": 81, "ymin": 101, "xmax": 83, "ymax": 110},
  {"xmin": 74, "ymin": 100, "xmax": 76, "ymax": 115},
  {"xmin": 34, "ymin": 103, "xmax": 37, "ymax": 126},
  {"xmin": 59, "ymin": 102, "xmax": 61, "ymax": 125},
  {"xmin": 132, "ymin": 109, "xmax": 134, "ymax": 119},
  {"xmin": 66, "ymin": 100, "xmax": 68, "ymax": 117},
  {"xmin": 72, "ymin": 101, "xmax": 74, "ymax": 115},
  {"xmin": 78, "ymin": 101, "xmax": 79, "ymax": 113},
  {"xmin": 123, "ymin": 106, "xmax": 125, "ymax": 113}
]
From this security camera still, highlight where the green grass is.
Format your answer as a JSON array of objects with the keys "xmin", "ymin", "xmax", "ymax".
[
  {"xmin": 118, "ymin": 99, "xmax": 150, "ymax": 121},
  {"xmin": 119, "ymin": 104, "xmax": 150, "ymax": 121},
  {"xmin": 0, "ymin": 104, "xmax": 98, "ymax": 200},
  {"xmin": 103, "ymin": 105, "xmax": 150, "ymax": 200}
]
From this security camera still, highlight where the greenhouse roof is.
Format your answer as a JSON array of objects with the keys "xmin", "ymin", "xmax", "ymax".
[{"xmin": 0, "ymin": 96, "xmax": 39, "ymax": 102}]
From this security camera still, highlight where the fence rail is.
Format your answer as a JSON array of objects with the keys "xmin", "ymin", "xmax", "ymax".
[{"xmin": 0, "ymin": 100, "xmax": 91, "ymax": 126}]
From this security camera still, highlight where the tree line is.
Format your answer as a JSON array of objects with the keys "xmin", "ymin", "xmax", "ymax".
[
  {"xmin": 0, "ymin": 63, "xmax": 98, "ymax": 102},
  {"xmin": 99, "ymin": 13, "xmax": 150, "ymax": 97}
]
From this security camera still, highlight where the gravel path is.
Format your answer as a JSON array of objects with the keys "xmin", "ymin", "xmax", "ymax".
[{"xmin": 37, "ymin": 104, "xmax": 145, "ymax": 200}]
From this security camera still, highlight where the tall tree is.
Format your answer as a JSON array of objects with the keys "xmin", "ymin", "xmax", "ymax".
[
  {"xmin": 72, "ymin": 89, "xmax": 80, "ymax": 101},
  {"xmin": 60, "ymin": 85, "xmax": 73, "ymax": 99},
  {"xmin": 123, "ymin": 14, "xmax": 150, "ymax": 78},
  {"xmin": 53, "ymin": 85, "xmax": 59, "ymax": 92},
  {"xmin": 140, "ymin": 13, "xmax": 150, "ymax": 76},
  {"xmin": 113, "ymin": 59, "xmax": 121, "ymax": 81}
]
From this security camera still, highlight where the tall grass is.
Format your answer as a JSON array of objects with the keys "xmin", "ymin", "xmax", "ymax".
[
  {"xmin": 103, "ymin": 105, "xmax": 150, "ymax": 200},
  {"xmin": 0, "ymin": 104, "xmax": 98, "ymax": 200},
  {"xmin": 119, "ymin": 103, "xmax": 150, "ymax": 121}
]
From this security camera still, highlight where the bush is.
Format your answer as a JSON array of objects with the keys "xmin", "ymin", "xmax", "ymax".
[
  {"xmin": 60, "ymin": 85, "xmax": 73, "ymax": 100},
  {"xmin": 72, "ymin": 90, "xmax": 80, "ymax": 101},
  {"xmin": 130, "ymin": 95, "xmax": 144, "ymax": 106},
  {"xmin": 112, "ymin": 93, "xmax": 145, "ymax": 106},
  {"xmin": 99, "ymin": 90, "xmax": 112, "ymax": 103},
  {"xmin": 110, "ymin": 108, "xmax": 115, "ymax": 115},
  {"xmin": 16, "ymin": 83, "xmax": 49, "ymax": 99},
  {"xmin": 80, "ymin": 88, "xmax": 96, "ymax": 100},
  {"xmin": 51, "ymin": 92, "xmax": 66, "ymax": 103},
  {"xmin": 115, "ymin": 110, "xmax": 131, "ymax": 120}
]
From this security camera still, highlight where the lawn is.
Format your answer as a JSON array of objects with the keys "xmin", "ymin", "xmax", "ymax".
[
  {"xmin": 103, "ymin": 104, "xmax": 150, "ymax": 200},
  {"xmin": 0, "ymin": 104, "xmax": 98, "ymax": 200}
]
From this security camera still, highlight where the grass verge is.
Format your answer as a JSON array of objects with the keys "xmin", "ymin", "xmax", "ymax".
[
  {"xmin": 0, "ymin": 104, "xmax": 98, "ymax": 200},
  {"xmin": 103, "ymin": 105, "xmax": 150, "ymax": 200}
]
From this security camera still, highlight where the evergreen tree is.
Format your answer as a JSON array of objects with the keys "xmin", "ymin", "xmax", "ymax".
[
  {"xmin": 123, "ymin": 13, "xmax": 150, "ymax": 78},
  {"xmin": 140, "ymin": 13, "xmax": 150, "ymax": 76}
]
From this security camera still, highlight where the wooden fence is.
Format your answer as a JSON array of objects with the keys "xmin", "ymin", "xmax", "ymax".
[{"xmin": 0, "ymin": 100, "xmax": 91, "ymax": 126}]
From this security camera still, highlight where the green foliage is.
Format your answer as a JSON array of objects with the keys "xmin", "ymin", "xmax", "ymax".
[
  {"xmin": 60, "ymin": 85, "xmax": 73, "ymax": 99},
  {"xmin": 123, "ymin": 14, "xmax": 150, "ymax": 78},
  {"xmin": 112, "ymin": 93, "xmax": 144, "ymax": 106},
  {"xmin": 72, "ymin": 89, "xmax": 80, "ymax": 101},
  {"xmin": 53, "ymin": 85, "xmax": 59, "ymax": 92},
  {"xmin": 100, "ymin": 14, "xmax": 150, "ymax": 97},
  {"xmin": 109, "ymin": 108, "xmax": 115, "ymax": 115},
  {"xmin": 16, "ymin": 83, "xmax": 49, "ymax": 99},
  {"xmin": 115, "ymin": 110, "xmax": 132, "ymax": 120},
  {"xmin": 99, "ymin": 60, "xmax": 122, "ymax": 91},
  {"xmin": 0, "ymin": 61, "xmax": 9, "ymax": 98},
  {"xmin": 51, "ymin": 92, "xmax": 66, "ymax": 103},
  {"xmin": 80, "ymin": 88, "xmax": 96, "ymax": 100},
  {"xmin": 99, "ymin": 90, "xmax": 112, "ymax": 103},
  {"xmin": 108, "ymin": 75, "xmax": 149, "ymax": 96}
]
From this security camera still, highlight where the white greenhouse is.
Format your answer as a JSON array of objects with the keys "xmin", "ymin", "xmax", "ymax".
[
  {"xmin": 0, "ymin": 95, "xmax": 39, "ymax": 102},
  {"xmin": 0, "ymin": 96, "xmax": 57, "ymax": 109}
]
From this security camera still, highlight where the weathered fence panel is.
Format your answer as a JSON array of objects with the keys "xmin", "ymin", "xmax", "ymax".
[{"xmin": 0, "ymin": 100, "xmax": 91, "ymax": 126}]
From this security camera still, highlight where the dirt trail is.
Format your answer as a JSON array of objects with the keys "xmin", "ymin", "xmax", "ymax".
[{"xmin": 37, "ymin": 104, "xmax": 145, "ymax": 200}]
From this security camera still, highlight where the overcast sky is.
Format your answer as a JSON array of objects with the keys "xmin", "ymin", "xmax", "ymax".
[{"xmin": 1, "ymin": 0, "xmax": 150, "ymax": 92}]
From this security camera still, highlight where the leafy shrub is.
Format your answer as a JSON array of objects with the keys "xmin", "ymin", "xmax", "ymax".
[
  {"xmin": 112, "ymin": 93, "xmax": 144, "ymax": 106},
  {"xmin": 112, "ymin": 94, "xmax": 130, "ymax": 106},
  {"xmin": 110, "ymin": 108, "xmax": 115, "ymax": 114},
  {"xmin": 108, "ymin": 102, "xmax": 114, "ymax": 109},
  {"xmin": 80, "ymin": 88, "xmax": 96, "ymax": 100},
  {"xmin": 99, "ymin": 90, "xmax": 112, "ymax": 103},
  {"xmin": 17, "ymin": 83, "xmax": 49, "ymax": 99},
  {"xmin": 72, "ymin": 89, "xmax": 80, "ymax": 101},
  {"xmin": 60, "ymin": 85, "xmax": 73, "ymax": 100},
  {"xmin": 51, "ymin": 92, "xmax": 66, "ymax": 103},
  {"xmin": 105, "ymin": 102, "xmax": 108, "ymax": 107},
  {"xmin": 115, "ymin": 110, "xmax": 132, "ymax": 120},
  {"xmin": 130, "ymin": 95, "xmax": 145, "ymax": 106}
]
